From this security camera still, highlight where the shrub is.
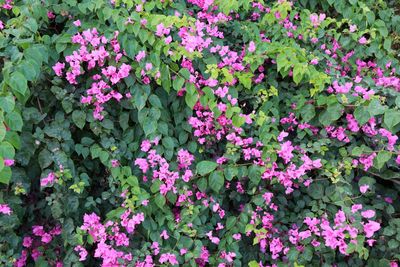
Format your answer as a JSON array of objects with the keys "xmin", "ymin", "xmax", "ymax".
[{"xmin": 1, "ymin": 0, "xmax": 400, "ymax": 266}]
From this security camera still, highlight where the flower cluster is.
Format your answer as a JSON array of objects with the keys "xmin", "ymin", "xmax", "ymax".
[
  {"xmin": 291, "ymin": 208, "xmax": 381, "ymax": 255},
  {"xmin": 77, "ymin": 210, "xmax": 144, "ymax": 266},
  {"xmin": 135, "ymin": 139, "xmax": 195, "ymax": 194},
  {"xmin": 53, "ymin": 29, "xmax": 131, "ymax": 120},
  {"xmin": 15, "ymin": 225, "xmax": 62, "ymax": 267}
]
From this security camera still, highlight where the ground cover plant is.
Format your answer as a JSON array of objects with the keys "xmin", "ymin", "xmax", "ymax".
[{"xmin": 1, "ymin": 0, "xmax": 400, "ymax": 266}]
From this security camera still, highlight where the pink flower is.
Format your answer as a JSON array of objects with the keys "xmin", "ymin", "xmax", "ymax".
[
  {"xmin": 206, "ymin": 231, "xmax": 220, "ymax": 244},
  {"xmin": 41, "ymin": 233, "xmax": 52, "ymax": 243},
  {"xmin": 136, "ymin": 50, "xmax": 146, "ymax": 62},
  {"xmin": 360, "ymin": 184, "xmax": 369, "ymax": 194},
  {"xmin": 177, "ymin": 149, "xmax": 194, "ymax": 169},
  {"xmin": 232, "ymin": 233, "xmax": 241, "ymax": 240},
  {"xmin": 349, "ymin": 24, "xmax": 357, "ymax": 32},
  {"xmin": 160, "ymin": 230, "xmax": 169, "ymax": 239},
  {"xmin": 145, "ymin": 63, "xmax": 153, "ymax": 71},
  {"xmin": 32, "ymin": 225, "xmax": 45, "ymax": 236},
  {"xmin": 262, "ymin": 192, "xmax": 274, "ymax": 204},
  {"xmin": 74, "ymin": 246, "xmax": 88, "ymax": 261},
  {"xmin": 4, "ymin": 159, "xmax": 14, "ymax": 166},
  {"xmin": 40, "ymin": 172, "xmax": 56, "ymax": 187},
  {"xmin": 359, "ymin": 153, "xmax": 376, "ymax": 171},
  {"xmin": 73, "ymin": 20, "xmax": 81, "ymax": 27},
  {"xmin": 248, "ymin": 41, "xmax": 256, "ymax": 52},
  {"xmin": 182, "ymin": 169, "xmax": 193, "ymax": 182},
  {"xmin": 165, "ymin": 36, "xmax": 172, "ymax": 44},
  {"xmin": 141, "ymin": 140, "xmax": 152, "ymax": 152},
  {"xmin": 385, "ymin": 197, "xmax": 393, "ymax": 204},
  {"xmin": 346, "ymin": 114, "xmax": 359, "ymax": 132},
  {"xmin": 111, "ymin": 159, "xmax": 119, "ymax": 167},
  {"xmin": 309, "ymin": 13, "xmax": 326, "ymax": 27},
  {"xmin": 216, "ymin": 157, "xmax": 227, "ymax": 165},
  {"xmin": 159, "ymin": 253, "xmax": 178, "ymax": 265},
  {"xmin": 214, "ymin": 86, "xmax": 229, "ymax": 98},
  {"xmin": 52, "ymin": 62, "xmax": 65, "ymax": 76},
  {"xmin": 277, "ymin": 131, "xmax": 288, "ymax": 142},
  {"xmin": 180, "ymin": 248, "xmax": 187, "ymax": 255},
  {"xmin": 277, "ymin": 141, "xmax": 294, "ymax": 164},
  {"xmin": 156, "ymin": 23, "xmax": 170, "ymax": 36},
  {"xmin": 311, "ymin": 239, "xmax": 320, "ymax": 247},
  {"xmin": 363, "ymin": 220, "xmax": 380, "ymax": 238},
  {"xmin": 310, "ymin": 58, "xmax": 319, "ymax": 65},
  {"xmin": 47, "ymin": 11, "xmax": 55, "ymax": 19},
  {"xmin": 379, "ymin": 128, "xmax": 398, "ymax": 151},
  {"xmin": 22, "ymin": 237, "xmax": 33, "ymax": 248},
  {"xmin": 351, "ymin": 204, "xmax": 363, "ymax": 213},
  {"xmin": 118, "ymin": 63, "xmax": 131, "ymax": 79},
  {"xmin": 361, "ymin": 210, "xmax": 376, "ymax": 219},
  {"xmin": 359, "ymin": 37, "xmax": 368, "ymax": 44},
  {"xmin": 0, "ymin": 204, "xmax": 12, "ymax": 215}
]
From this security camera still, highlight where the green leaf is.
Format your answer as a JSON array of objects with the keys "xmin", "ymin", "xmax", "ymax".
[
  {"xmin": 196, "ymin": 161, "xmax": 218, "ymax": 176},
  {"xmin": 185, "ymin": 83, "xmax": 197, "ymax": 109},
  {"xmin": 0, "ymin": 166, "xmax": 12, "ymax": 184},
  {"xmin": 0, "ymin": 156, "xmax": 3, "ymax": 173},
  {"xmin": 161, "ymin": 65, "xmax": 171, "ymax": 92},
  {"xmin": 354, "ymin": 106, "xmax": 371, "ymax": 125},
  {"xmin": 0, "ymin": 95, "xmax": 15, "ymax": 113},
  {"xmin": 248, "ymin": 261, "xmax": 260, "ymax": 267},
  {"xmin": 368, "ymin": 99, "xmax": 386, "ymax": 116},
  {"xmin": 209, "ymin": 170, "xmax": 224, "ymax": 193},
  {"xmin": 384, "ymin": 39, "xmax": 392, "ymax": 51},
  {"xmin": 19, "ymin": 60, "xmax": 39, "ymax": 81},
  {"xmin": 395, "ymin": 96, "xmax": 400, "ymax": 108},
  {"xmin": 300, "ymin": 104, "xmax": 315, "ymax": 122},
  {"xmin": 9, "ymin": 72, "xmax": 28, "ymax": 95},
  {"xmin": 351, "ymin": 146, "xmax": 364, "ymax": 156},
  {"xmin": 293, "ymin": 64, "xmax": 305, "ymax": 84},
  {"xmin": 384, "ymin": 110, "xmax": 400, "ymax": 131},
  {"xmin": 237, "ymin": 72, "xmax": 252, "ymax": 89},
  {"xmin": 179, "ymin": 236, "xmax": 193, "ymax": 249},
  {"xmin": 149, "ymin": 95, "xmax": 162, "ymax": 108},
  {"xmin": 25, "ymin": 17, "xmax": 38, "ymax": 32},
  {"xmin": 72, "ymin": 110, "xmax": 86, "ymax": 129},
  {"xmin": 155, "ymin": 194, "xmax": 166, "ymax": 209},
  {"xmin": 173, "ymin": 76, "xmax": 185, "ymax": 91},
  {"xmin": 38, "ymin": 149, "xmax": 53, "ymax": 169},
  {"xmin": 162, "ymin": 137, "xmax": 174, "ymax": 150},
  {"xmin": 308, "ymin": 183, "xmax": 324, "ymax": 199},
  {"xmin": 319, "ymin": 103, "xmax": 342, "ymax": 126},
  {"xmin": 0, "ymin": 124, "xmax": 5, "ymax": 142},
  {"xmin": 287, "ymin": 248, "xmax": 300, "ymax": 262},
  {"xmin": 301, "ymin": 246, "xmax": 313, "ymax": 261},
  {"xmin": 226, "ymin": 216, "xmax": 236, "ymax": 230},
  {"xmin": 143, "ymin": 118, "xmax": 157, "ymax": 136},
  {"xmin": 5, "ymin": 112, "xmax": 23, "ymax": 131},
  {"xmin": 374, "ymin": 151, "xmax": 392, "ymax": 169},
  {"xmin": 197, "ymin": 177, "xmax": 207, "ymax": 192},
  {"xmin": 179, "ymin": 68, "xmax": 191, "ymax": 79},
  {"xmin": 119, "ymin": 113, "xmax": 129, "ymax": 131},
  {"xmin": 224, "ymin": 166, "xmax": 238, "ymax": 181},
  {"xmin": 232, "ymin": 114, "xmax": 246, "ymax": 127}
]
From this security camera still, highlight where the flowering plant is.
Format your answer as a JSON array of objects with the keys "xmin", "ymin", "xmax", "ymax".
[{"xmin": 1, "ymin": 0, "xmax": 400, "ymax": 266}]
